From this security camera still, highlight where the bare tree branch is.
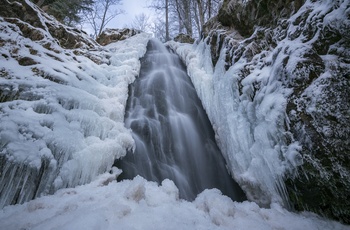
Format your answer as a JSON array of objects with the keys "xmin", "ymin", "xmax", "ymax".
[{"xmin": 84, "ymin": 0, "xmax": 124, "ymax": 38}]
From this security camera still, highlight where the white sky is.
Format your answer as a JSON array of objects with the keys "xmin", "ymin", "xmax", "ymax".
[
  {"xmin": 82, "ymin": 0, "xmax": 155, "ymax": 35},
  {"xmin": 112, "ymin": 0, "xmax": 154, "ymax": 28}
]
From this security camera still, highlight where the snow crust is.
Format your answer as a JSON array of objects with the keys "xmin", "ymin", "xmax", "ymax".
[{"xmin": 0, "ymin": 170, "xmax": 347, "ymax": 230}]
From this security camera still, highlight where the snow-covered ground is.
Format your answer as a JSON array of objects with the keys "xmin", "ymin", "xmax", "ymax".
[{"xmin": 0, "ymin": 169, "xmax": 347, "ymax": 230}]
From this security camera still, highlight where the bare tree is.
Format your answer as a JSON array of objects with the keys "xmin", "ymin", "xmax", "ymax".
[
  {"xmin": 151, "ymin": 14, "xmax": 167, "ymax": 41},
  {"xmin": 130, "ymin": 13, "xmax": 151, "ymax": 32},
  {"xmin": 148, "ymin": 0, "xmax": 222, "ymax": 40},
  {"xmin": 165, "ymin": 0, "xmax": 170, "ymax": 41},
  {"xmin": 147, "ymin": 0, "xmax": 170, "ymax": 41},
  {"xmin": 84, "ymin": 0, "xmax": 124, "ymax": 38}
]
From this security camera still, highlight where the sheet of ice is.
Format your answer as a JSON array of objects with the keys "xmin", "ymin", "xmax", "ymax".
[
  {"xmin": 0, "ymin": 12, "xmax": 152, "ymax": 207},
  {"xmin": 0, "ymin": 171, "xmax": 347, "ymax": 230}
]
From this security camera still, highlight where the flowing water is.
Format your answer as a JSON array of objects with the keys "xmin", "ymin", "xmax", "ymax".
[{"xmin": 115, "ymin": 39, "xmax": 245, "ymax": 201}]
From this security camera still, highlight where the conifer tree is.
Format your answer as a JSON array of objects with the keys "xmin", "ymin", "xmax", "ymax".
[{"xmin": 33, "ymin": 0, "xmax": 94, "ymax": 26}]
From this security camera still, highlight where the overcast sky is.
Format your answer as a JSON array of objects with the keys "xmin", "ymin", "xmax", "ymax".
[
  {"xmin": 82, "ymin": 0, "xmax": 155, "ymax": 35},
  {"xmin": 109, "ymin": 0, "xmax": 154, "ymax": 29}
]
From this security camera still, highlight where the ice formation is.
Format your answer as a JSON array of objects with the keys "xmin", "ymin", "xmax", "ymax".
[
  {"xmin": 166, "ymin": 0, "xmax": 350, "ymax": 210},
  {"xmin": 0, "ymin": 6, "xmax": 152, "ymax": 207}
]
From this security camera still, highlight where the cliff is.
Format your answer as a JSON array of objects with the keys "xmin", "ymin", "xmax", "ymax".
[{"xmin": 197, "ymin": 0, "xmax": 350, "ymax": 224}]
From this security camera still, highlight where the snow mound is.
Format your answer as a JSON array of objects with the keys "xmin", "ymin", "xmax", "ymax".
[{"xmin": 0, "ymin": 172, "xmax": 347, "ymax": 230}]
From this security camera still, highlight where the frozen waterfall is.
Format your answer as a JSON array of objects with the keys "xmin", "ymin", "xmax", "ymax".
[{"xmin": 115, "ymin": 39, "xmax": 246, "ymax": 201}]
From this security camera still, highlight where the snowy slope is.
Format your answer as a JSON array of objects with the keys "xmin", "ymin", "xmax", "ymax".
[{"xmin": 0, "ymin": 0, "xmax": 151, "ymax": 207}]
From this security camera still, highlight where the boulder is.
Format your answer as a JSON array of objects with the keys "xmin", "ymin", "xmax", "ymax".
[
  {"xmin": 96, "ymin": 28, "xmax": 141, "ymax": 46},
  {"xmin": 173, "ymin": 33, "xmax": 195, "ymax": 44},
  {"xmin": 217, "ymin": 0, "xmax": 305, "ymax": 36}
]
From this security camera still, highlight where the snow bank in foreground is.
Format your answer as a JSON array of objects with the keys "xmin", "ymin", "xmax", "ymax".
[
  {"xmin": 0, "ymin": 171, "xmax": 347, "ymax": 230},
  {"xmin": 0, "ymin": 11, "xmax": 151, "ymax": 207}
]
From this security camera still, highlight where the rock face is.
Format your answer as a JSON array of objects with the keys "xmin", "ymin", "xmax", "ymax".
[
  {"xmin": 217, "ymin": 0, "xmax": 304, "ymax": 36},
  {"xmin": 0, "ymin": 0, "xmax": 99, "ymax": 208},
  {"xmin": 173, "ymin": 33, "xmax": 195, "ymax": 44},
  {"xmin": 0, "ymin": 0, "xmax": 97, "ymax": 49},
  {"xmin": 203, "ymin": 0, "xmax": 350, "ymax": 224},
  {"xmin": 96, "ymin": 28, "xmax": 141, "ymax": 46}
]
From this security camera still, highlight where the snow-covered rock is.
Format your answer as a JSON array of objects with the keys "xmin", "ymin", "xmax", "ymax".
[
  {"xmin": 0, "ymin": 0, "xmax": 151, "ymax": 208},
  {"xmin": 173, "ymin": 33, "xmax": 195, "ymax": 44},
  {"xmin": 96, "ymin": 28, "xmax": 142, "ymax": 46}
]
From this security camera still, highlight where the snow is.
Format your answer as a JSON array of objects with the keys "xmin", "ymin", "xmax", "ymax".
[
  {"xmin": 0, "ymin": 170, "xmax": 348, "ymax": 230},
  {"xmin": 0, "ymin": 13, "xmax": 151, "ymax": 207}
]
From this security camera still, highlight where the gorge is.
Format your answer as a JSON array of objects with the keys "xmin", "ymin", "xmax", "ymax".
[{"xmin": 0, "ymin": 0, "xmax": 349, "ymax": 228}]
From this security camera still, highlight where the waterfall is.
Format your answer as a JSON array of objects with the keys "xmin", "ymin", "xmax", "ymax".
[{"xmin": 115, "ymin": 39, "xmax": 245, "ymax": 201}]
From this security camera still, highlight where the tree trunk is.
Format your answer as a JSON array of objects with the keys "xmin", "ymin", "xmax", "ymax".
[
  {"xmin": 195, "ymin": 0, "xmax": 204, "ymax": 36},
  {"xmin": 208, "ymin": 0, "xmax": 212, "ymax": 18},
  {"xmin": 98, "ymin": 0, "xmax": 110, "ymax": 36},
  {"xmin": 183, "ymin": 0, "xmax": 192, "ymax": 37},
  {"xmin": 175, "ymin": 0, "xmax": 184, "ymax": 34},
  {"xmin": 165, "ymin": 0, "xmax": 170, "ymax": 41}
]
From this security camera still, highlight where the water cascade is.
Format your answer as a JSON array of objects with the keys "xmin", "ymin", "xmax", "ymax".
[{"xmin": 115, "ymin": 39, "xmax": 245, "ymax": 201}]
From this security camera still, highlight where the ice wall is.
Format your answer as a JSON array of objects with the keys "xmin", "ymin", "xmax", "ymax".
[
  {"xmin": 168, "ymin": 41, "xmax": 294, "ymax": 207},
  {"xmin": 0, "ymin": 6, "xmax": 151, "ymax": 207},
  {"xmin": 168, "ymin": 1, "xmax": 350, "ymax": 213}
]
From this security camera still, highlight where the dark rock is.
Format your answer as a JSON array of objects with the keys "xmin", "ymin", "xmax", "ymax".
[
  {"xmin": 96, "ymin": 28, "xmax": 141, "ymax": 46},
  {"xmin": 217, "ymin": 0, "xmax": 305, "ymax": 37},
  {"xmin": 173, "ymin": 33, "xmax": 195, "ymax": 44},
  {"xmin": 18, "ymin": 56, "xmax": 38, "ymax": 66}
]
